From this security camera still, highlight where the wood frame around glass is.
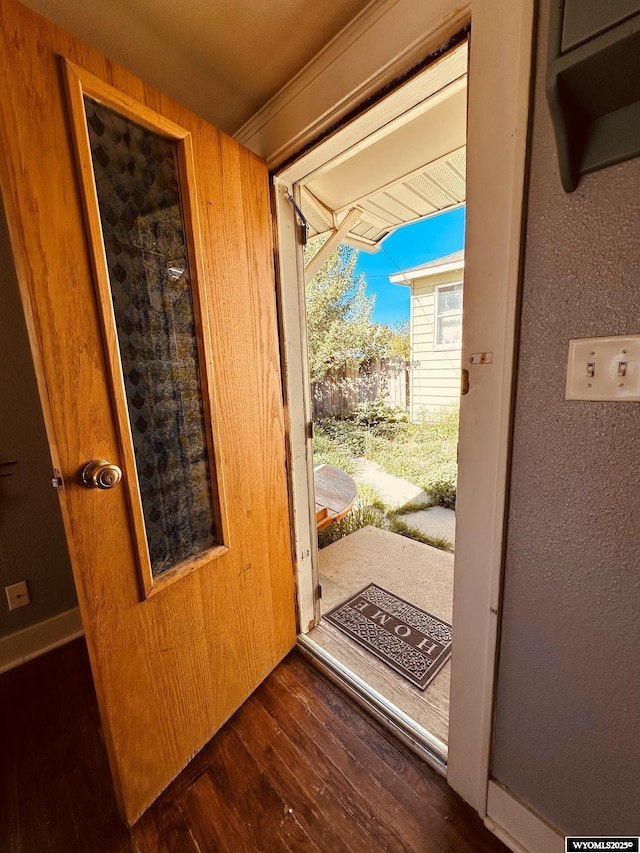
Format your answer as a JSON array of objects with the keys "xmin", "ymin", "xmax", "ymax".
[{"xmin": 61, "ymin": 57, "xmax": 229, "ymax": 599}]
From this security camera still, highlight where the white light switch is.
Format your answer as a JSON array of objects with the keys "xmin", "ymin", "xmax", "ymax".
[{"xmin": 566, "ymin": 335, "xmax": 640, "ymax": 401}]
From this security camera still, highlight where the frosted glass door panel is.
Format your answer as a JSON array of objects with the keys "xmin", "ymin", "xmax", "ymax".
[{"xmin": 84, "ymin": 97, "xmax": 218, "ymax": 576}]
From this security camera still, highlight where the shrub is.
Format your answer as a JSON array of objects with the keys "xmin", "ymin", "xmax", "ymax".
[
  {"xmin": 425, "ymin": 478, "xmax": 457, "ymax": 510},
  {"xmin": 317, "ymin": 506, "xmax": 385, "ymax": 548},
  {"xmin": 315, "ymin": 417, "xmax": 350, "ymax": 442},
  {"xmin": 315, "ymin": 418, "xmax": 372, "ymax": 457},
  {"xmin": 312, "ymin": 426, "xmax": 355, "ymax": 473},
  {"xmin": 342, "ymin": 427, "xmax": 369, "ymax": 456},
  {"xmin": 351, "ymin": 397, "xmax": 408, "ymax": 436}
]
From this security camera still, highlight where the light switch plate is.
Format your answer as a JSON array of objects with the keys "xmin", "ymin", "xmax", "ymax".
[{"xmin": 566, "ymin": 334, "xmax": 640, "ymax": 401}]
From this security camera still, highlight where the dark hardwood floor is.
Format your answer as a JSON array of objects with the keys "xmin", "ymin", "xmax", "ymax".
[{"xmin": 0, "ymin": 639, "xmax": 507, "ymax": 852}]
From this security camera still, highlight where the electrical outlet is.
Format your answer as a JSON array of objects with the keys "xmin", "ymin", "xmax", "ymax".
[{"xmin": 6, "ymin": 581, "xmax": 30, "ymax": 611}]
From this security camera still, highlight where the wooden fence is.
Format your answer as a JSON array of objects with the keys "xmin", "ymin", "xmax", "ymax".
[{"xmin": 311, "ymin": 357, "xmax": 409, "ymax": 419}]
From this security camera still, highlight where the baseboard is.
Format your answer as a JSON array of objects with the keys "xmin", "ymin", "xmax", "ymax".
[
  {"xmin": 0, "ymin": 607, "xmax": 84, "ymax": 674},
  {"xmin": 486, "ymin": 780, "xmax": 565, "ymax": 853}
]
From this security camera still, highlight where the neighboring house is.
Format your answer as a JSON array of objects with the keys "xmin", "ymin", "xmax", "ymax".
[
  {"xmin": 0, "ymin": 0, "xmax": 638, "ymax": 848},
  {"xmin": 391, "ymin": 249, "xmax": 464, "ymax": 419}
]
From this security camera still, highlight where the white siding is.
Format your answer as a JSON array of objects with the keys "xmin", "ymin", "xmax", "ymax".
[{"xmin": 409, "ymin": 268, "xmax": 463, "ymax": 420}]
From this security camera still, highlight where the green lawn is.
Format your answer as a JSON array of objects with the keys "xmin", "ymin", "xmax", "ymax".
[
  {"xmin": 314, "ymin": 405, "xmax": 458, "ymax": 509},
  {"xmin": 313, "ymin": 404, "xmax": 459, "ymax": 549}
]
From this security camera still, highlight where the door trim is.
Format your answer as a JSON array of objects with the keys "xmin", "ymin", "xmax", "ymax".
[
  {"xmin": 270, "ymin": 0, "xmax": 535, "ymax": 821},
  {"xmin": 486, "ymin": 781, "xmax": 565, "ymax": 853},
  {"xmin": 235, "ymin": 0, "xmax": 471, "ymax": 169},
  {"xmin": 272, "ymin": 181, "xmax": 320, "ymax": 632},
  {"xmin": 447, "ymin": 0, "xmax": 534, "ymax": 815}
]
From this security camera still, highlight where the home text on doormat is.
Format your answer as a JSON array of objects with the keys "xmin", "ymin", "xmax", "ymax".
[{"xmin": 324, "ymin": 584, "xmax": 452, "ymax": 690}]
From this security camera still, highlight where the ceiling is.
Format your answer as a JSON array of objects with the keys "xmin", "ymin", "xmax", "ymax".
[
  {"xmin": 20, "ymin": 0, "xmax": 372, "ymax": 135},
  {"xmin": 22, "ymin": 0, "xmax": 466, "ymax": 259},
  {"xmin": 300, "ymin": 45, "xmax": 467, "ymax": 257}
]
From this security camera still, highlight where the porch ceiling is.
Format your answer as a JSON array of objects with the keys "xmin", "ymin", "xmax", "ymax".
[{"xmin": 300, "ymin": 49, "xmax": 467, "ymax": 253}]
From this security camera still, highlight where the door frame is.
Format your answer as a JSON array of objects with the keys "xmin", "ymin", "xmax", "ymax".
[{"xmin": 266, "ymin": 0, "xmax": 535, "ymax": 824}]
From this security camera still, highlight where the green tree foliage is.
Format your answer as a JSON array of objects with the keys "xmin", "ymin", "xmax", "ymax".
[
  {"xmin": 305, "ymin": 241, "xmax": 390, "ymax": 383},
  {"xmin": 384, "ymin": 319, "xmax": 410, "ymax": 359}
]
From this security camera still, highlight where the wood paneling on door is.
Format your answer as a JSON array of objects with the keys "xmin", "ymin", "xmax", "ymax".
[{"xmin": 0, "ymin": 0, "xmax": 296, "ymax": 824}]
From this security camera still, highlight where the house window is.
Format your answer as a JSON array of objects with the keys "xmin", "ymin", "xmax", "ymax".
[{"xmin": 434, "ymin": 282, "xmax": 463, "ymax": 349}]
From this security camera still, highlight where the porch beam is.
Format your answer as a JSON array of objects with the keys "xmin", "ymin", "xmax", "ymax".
[
  {"xmin": 304, "ymin": 207, "xmax": 362, "ymax": 284},
  {"xmin": 301, "ymin": 187, "xmax": 335, "ymax": 231}
]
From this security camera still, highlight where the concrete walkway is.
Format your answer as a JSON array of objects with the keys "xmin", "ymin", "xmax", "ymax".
[
  {"xmin": 313, "ymin": 525, "xmax": 452, "ymax": 744},
  {"xmin": 352, "ymin": 457, "xmax": 456, "ymax": 548},
  {"xmin": 401, "ymin": 505, "xmax": 456, "ymax": 545},
  {"xmin": 353, "ymin": 458, "xmax": 426, "ymax": 507}
]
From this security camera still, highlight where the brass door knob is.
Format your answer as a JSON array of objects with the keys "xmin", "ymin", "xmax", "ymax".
[{"xmin": 82, "ymin": 459, "xmax": 122, "ymax": 490}]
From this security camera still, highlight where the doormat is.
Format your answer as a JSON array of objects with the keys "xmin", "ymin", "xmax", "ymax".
[{"xmin": 324, "ymin": 584, "xmax": 452, "ymax": 690}]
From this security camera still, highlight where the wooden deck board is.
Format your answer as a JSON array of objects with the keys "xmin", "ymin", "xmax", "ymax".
[{"xmin": 0, "ymin": 638, "xmax": 507, "ymax": 852}]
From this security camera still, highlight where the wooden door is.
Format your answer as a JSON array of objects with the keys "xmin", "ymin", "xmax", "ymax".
[{"xmin": 0, "ymin": 0, "xmax": 296, "ymax": 825}]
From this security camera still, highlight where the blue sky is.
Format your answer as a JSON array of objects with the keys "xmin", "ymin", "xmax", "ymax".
[{"xmin": 354, "ymin": 206, "xmax": 466, "ymax": 327}]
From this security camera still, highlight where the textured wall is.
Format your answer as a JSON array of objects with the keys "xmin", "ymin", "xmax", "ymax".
[
  {"xmin": 0, "ymin": 200, "xmax": 77, "ymax": 638},
  {"xmin": 491, "ymin": 0, "xmax": 640, "ymax": 834}
]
